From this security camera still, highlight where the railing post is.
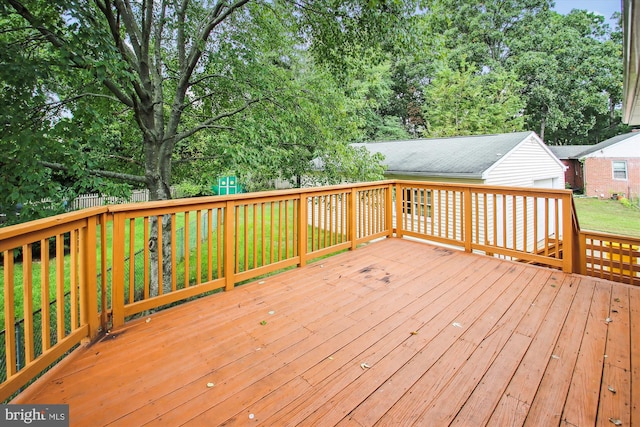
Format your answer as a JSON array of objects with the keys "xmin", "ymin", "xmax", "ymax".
[
  {"xmin": 111, "ymin": 212, "xmax": 126, "ymax": 328},
  {"xmin": 395, "ymin": 183, "xmax": 403, "ymax": 238},
  {"xmin": 4, "ymin": 254, "xmax": 17, "ymax": 378},
  {"xmin": 561, "ymin": 193, "xmax": 574, "ymax": 273},
  {"xmin": 224, "ymin": 201, "xmax": 235, "ymax": 291},
  {"xmin": 99, "ymin": 213, "xmax": 109, "ymax": 331},
  {"xmin": 349, "ymin": 188, "xmax": 358, "ymax": 250},
  {"xmin": 83, "ymin": 215, "xmax": 100, "ymax": 339},
  {"xmin": 464, "ymin": 187, "xmax": 473, "ymax": 253},
  {"xmin": 386, "ymin": 183, "xmax": 394, "ymax": 238},
  {"xmin": 298, "ymin": 194, "xmax": 308, "ymax": 267},
  {"xmin": 578, "ymin": 231, "xmax": 587, "ymax": 275}
]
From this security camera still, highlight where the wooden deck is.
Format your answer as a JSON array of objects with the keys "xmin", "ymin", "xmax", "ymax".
[{"xmin": 12, "ymin": 238, "xmax": 639, "ymax": 426}]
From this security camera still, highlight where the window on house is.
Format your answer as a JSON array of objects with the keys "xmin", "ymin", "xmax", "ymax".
[{"xmin": 612, "ymin": 161, "xmax": 628, "ymax": 180}]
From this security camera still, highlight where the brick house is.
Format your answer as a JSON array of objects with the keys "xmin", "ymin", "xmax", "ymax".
[{"xmin": 579, "ymin": 132, "xmax": 640, "ymax": 199}]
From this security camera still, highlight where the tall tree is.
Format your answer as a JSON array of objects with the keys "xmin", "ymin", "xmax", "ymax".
[
  {"xmin": 416, "ymin": 0, "xmax": 626, "ymax": 144},
  {"xmin": 423, "ymin": 62, "xmax": 524, "ymax": 137},
  {"xmin": 2, "ymin": 0, "xmax": 416, "ymax": 201},
  {"xmin": 509, "ymin": 10, "xmax": 627, "ymax": 144},
  {"xmin": 2, "ymin": 0, "xmax": 414, "ymax": 292},
  {"xmin": 423, "ymin": 0, "xmax": 553, "ymax": 69}
]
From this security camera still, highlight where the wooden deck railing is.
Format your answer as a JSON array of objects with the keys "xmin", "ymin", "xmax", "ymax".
[
  {"xmin": 0, "ymin": 180, "xmax": 636, "ymax": 401},
  {"xmin": 578, "ymin": 230, "xmax": 640, "ymax": 285},
  {"xmin": 395, "ymin": 181, "xmax": 574, "ymax": 271}
]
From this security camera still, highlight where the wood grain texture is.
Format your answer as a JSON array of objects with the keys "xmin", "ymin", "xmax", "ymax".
[{"xmin": 11, "ymin": 238, "xmax": 637, "ymax": 427}]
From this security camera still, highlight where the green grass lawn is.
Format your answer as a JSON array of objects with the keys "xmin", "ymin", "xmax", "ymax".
[
  {"xmin": 0, "ymin": 213, "xmax": 190, "ymax": 327},
  {"xmin": 573, "ymin": 197, "xmax": 640, "ymax": 238},
  {"xmin": 1, "ymin": 203, "xmax": 343, "ymax": 327}
]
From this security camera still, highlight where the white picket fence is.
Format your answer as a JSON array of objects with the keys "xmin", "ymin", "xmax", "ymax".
[{"xmin": 69, "ymin": 187, "xmax": 178, "ymax": 210}]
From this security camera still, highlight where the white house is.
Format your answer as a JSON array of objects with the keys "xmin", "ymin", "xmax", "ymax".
[
  {"xmin": 354, "ymin": 131, "xmax": 566, "ymax": 188},
  {"xmin": 356, "ymin": 132, "xmax": 567, "ymax": 254}
]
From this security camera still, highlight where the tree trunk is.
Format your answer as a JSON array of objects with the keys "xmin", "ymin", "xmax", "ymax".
[{"xmin": 146, "ymin": 139, "xmax": 174, "ymax": 297}]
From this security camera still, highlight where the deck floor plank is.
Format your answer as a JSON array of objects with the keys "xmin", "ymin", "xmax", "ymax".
[
  {"xmin": 268, "ymin": 255, "xmax": 511, "ymax": 426},
  {"xmin": 449, "ymin": 268, "xmax": 557, "ymax": 426},
  {"xmin": 486, "ymin": 273, "xmax": 581, "ymax": 426},
  {"xmin": 371, "ymin": 263, "xmax": 532, "ymax": 426},
  {"xmin": 524, "ymin": 278, "xmax": 596, "ymax": 426},
  {"xmin": 561, "ymin": 280, "xmax": 611, "ymax": 427},
  {"xmin": 629, "ymin": 286, "xmax": 640, "ymax": 426},
  {"xmin": 413, "ymin": 268, "xmax": 552, "ymax": 426},
  {"xmin": 596, "ymin": 284, "xmax": 632, "ymax": 427},
  {"xmin": 10, "ymin": 238, "xmax": 638, "ymax": 427},
  {"xmin": 136, "ymin": 241, "xmax": 459, "ymax": 426}
]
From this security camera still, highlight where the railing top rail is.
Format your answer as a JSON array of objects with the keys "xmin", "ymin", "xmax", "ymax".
[
  {"xmin": 579, "ymin": 229, "xmax": 640, "ymax": 244},
  {"xmin": 0, "ymin": 180, "xmax": 575, "ymax": 238},
  {"xmin": 106, "ymin": 180, "xmax": 397, "ymax": 214},
  {"xmin": 396, "ymin": 180, "xmax": 573, "ymax": 196},
  {"xmin": 0, "ymin": 206, "xmax": 108, "ymax": 241}
]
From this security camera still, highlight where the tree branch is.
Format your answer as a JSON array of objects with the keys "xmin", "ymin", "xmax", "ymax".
[
  {"xmin": 174, "ymin": 98, "xmax": 262, "ymax": 142},
  {"xmin": 40, "ymin": 161, "xmax": 148, "ymax": 184},
  {"xmin": 113, "ymin": 0, "xmax": 143, "ymax": 57},
  {"xmin": 7, "ymin": 0, "xmax": 136, "ymax": 108},
  {"xmin": 168, "ymin": 0, "xmax": 250, "ymax": 138},
  {"xmin": 46, "ymin": 92, "xmax": 125, "ymax": 107}
]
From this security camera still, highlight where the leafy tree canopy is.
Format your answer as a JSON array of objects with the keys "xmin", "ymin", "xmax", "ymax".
[
  {"xmin": 374, "ymin": 0, "xmax": 627, "ymax": 144},
  {"xmin": 423, "ymin": 62, "xmax": 525, "ymax": 137},
  {"xmin": 1, "ymin": 0, "xmax": 425, "ymax": 224}
]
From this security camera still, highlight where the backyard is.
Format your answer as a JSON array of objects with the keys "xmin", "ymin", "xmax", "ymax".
[{"xmin": 573, "ymin": 196, "xmax": 640, "ymax": 238}]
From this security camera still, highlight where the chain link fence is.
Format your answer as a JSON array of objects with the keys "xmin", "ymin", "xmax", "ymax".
[
  {"xmin": 1, "ymin": 211, "xmax": 214, "ymax": 400},
  {"xmin": 0, "ymin": 291, "xmax": 74, "ymax": 399}
]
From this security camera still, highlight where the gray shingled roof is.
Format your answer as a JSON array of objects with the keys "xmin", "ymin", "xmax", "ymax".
[
  {"xmin": 354, "ymin": 132, "xmax": 535, "ymax": 178},
  {"xmin": 548, "ymin": 145, "xmax": 592, "ymax": 159},
  {"xmin": 576, "ymin": 132, "xmax": 639, "ymax": 157}
]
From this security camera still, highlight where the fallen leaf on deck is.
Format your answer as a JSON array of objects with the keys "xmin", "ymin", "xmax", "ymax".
[
  {"xmin": 260, "ymin": 320, "xmax": 267, "ymax": 326},
  {"xmin": 608, "ymin": 385, "xmax": 617, "ymax": 393},
  {"xmin": 410, "ymin": 331, "xmax": 418, "ymax": 335},
  {"xmin": 609, "ymin": 418, "xmax": 622, "ymax": 426},
  {"xmin": 361, "ymin": 363, "xmax": 371, "ymax": 369}
]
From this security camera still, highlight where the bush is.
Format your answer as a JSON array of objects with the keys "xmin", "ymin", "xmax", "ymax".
[
  {"xmin": 619, "ymin": 197, "xmax": 633, "ymax": 208},
  {"xmin": 175, "ymin": 181, "xmax": 210, "ymax": 198}
]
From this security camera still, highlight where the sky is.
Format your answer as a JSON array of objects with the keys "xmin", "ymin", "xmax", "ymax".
[{"xmin": 552, "ymin": 0, "xmax": 622, "ymax": 25}]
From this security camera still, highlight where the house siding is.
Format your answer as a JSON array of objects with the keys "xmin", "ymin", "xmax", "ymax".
[
  {"xmin": 484, "ymin": 136, "xmax": 566, "ymax": 188},
  {"xmin": 483, "ymin": 136, "xmax": 565, "ymax": 253},
  {"xmin": 583, "ymin": 157, "xmax": 640, "ymax": 199}
]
